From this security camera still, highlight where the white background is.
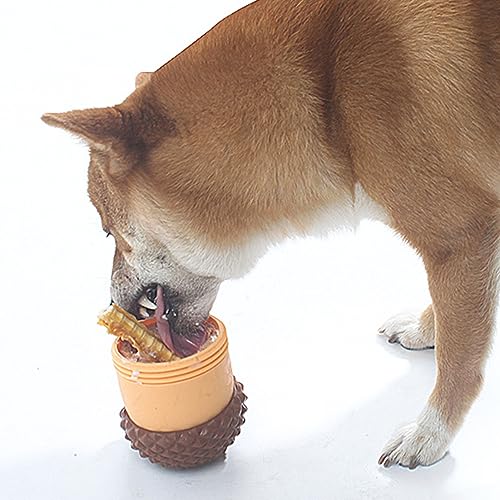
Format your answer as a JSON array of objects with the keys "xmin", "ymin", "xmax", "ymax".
[{"xmin": 1, "ymin": 1, "xmax": 499, "ymax": 498}]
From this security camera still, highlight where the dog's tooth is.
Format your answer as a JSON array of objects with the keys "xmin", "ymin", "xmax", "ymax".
[
  {"xmin": 138, "ymin": 307, "xmax": 151, "ymax": 319},
  {"xmin": 138, "ymin": 295, "xmax": 157, "ymax": 310}
]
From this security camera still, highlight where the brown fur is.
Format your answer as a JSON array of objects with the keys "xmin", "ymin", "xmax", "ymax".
[{"xmin": 43, "ymin": 0, "xmax": 500, "ymax": 467}]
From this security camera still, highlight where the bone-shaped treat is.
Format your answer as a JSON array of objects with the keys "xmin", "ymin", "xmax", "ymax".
[{"xmin": 98, "ymin": 304, "xmax": 179, "ymax": 362}]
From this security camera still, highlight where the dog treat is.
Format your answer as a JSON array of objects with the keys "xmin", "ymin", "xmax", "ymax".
[
  {"xmin": 98, "ymin": 305, "xmax": 179, "ymax": 362},
  {"xmin": 116, "ymin": 338, "xmax": 156, "ymax": 363}
]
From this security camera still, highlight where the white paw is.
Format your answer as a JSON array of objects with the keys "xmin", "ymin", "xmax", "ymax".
[
  {"xmin": 378, "ymin": 313, "xmax": 434, "ymax": 350},
  {"xmin": 379, "ymin": 406, "xmax": 451, "ymax": 469}
]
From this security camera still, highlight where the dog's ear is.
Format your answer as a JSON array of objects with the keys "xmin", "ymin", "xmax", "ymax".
[
  {"xmin": 41, "ymin": 107, "xmax": 125, "ymax": 148},
  {"xmin": 135, "ymin": 72, "xmax": 153, "ymax": 88},
  {"xmin": 41, "ymin": 107, "xmax": 133, "ymax": 178},
  {"xmin": 42, "ymin": 102, "xmax": 176, "ymax": 178}
]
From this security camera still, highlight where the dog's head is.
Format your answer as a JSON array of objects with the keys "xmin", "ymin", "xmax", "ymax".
[{"xmin": 42, "ymin": 73, "xmax": 221, "ymax": 351}]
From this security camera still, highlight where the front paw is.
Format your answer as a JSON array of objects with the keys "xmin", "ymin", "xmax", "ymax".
[
  {"xmin": 379, "ymin": 415, "xmax": 450, "ymax": 469},
  {"xmin": 378, "ymin": 313, "xmax": 435, "ymax": 350}
]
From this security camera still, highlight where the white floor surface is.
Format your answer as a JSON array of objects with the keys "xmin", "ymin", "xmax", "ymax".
[{"xmin": 2, "ymin": 1, "xmax": 499, "ymax": 499}]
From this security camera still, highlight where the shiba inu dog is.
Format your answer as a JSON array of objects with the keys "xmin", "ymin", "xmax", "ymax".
[{"xmin": 42, "ymin": 0, "xmax": 499, "ymax": 469}]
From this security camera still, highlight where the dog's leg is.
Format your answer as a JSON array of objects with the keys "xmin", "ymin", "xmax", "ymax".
[
  {"xmin": 379, "ymin": 217, "xmax": 498, "ymax": 468},
  {"xmin": 378, "ymin": 305, "xmax": 435, "ymax": 350}
]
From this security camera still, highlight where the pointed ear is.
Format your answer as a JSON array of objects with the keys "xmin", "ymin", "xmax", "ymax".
[
  {"xmin": 42, "ymin": 100, "xmax": 176, "ymax": 179},
  {"xmin": 41, "ymin": 107, "xmax": 124, "ymax": 148},
  {"xmin": 135, "ymin": 72, "xmax": 152, "ymax": 88}
]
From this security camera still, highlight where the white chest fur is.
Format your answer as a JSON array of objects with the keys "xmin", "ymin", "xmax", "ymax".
[{"xmin": 166, "ymin": 183, "xmax": 389, "ymax": 280}]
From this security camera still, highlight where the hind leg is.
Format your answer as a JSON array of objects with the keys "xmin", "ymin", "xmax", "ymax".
[
  {"xmin": 379, "ymin": 216, "xmax": 498, "ymax": 468},
  {"xmin": 379, "ymin": 305, "xmax": 435, "ymax": 350}
]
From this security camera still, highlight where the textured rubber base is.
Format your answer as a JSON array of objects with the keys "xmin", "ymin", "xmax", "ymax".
[{"xmin": 120, "ymin": 380, "xmax": 247, "ymax": 469}]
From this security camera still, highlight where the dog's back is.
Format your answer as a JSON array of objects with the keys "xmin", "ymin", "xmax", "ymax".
[{"xmin": 317, "ymin": 0, "xmax": 500, "ymax": 241}]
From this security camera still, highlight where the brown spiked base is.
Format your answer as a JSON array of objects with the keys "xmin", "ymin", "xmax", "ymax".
[{"xmin": 120, "ymin": 380, "xmax": 247, "ymax": 469}]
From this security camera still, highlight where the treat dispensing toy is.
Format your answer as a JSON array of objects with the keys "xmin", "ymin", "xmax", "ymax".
[{"xmin": 98, "ymin": 305, "xmax": 247, "ymax": 469}]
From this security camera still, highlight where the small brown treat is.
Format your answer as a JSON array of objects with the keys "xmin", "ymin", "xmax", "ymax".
[
  {"xmin": 120, "ymin": 380, "xmax": 247, "ymax": 469},
  {"xmin": 116, "ymin": 339, "xmax": 157, "ymax": 363}
]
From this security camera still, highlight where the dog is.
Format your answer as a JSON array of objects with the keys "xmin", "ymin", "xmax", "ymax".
[{"xmin": 42, "ymin": 0, "xmax": 499, "ymax": 469}]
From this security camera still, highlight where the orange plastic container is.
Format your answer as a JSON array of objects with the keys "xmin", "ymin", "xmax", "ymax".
[{"xmin": 111, "ymin": 317, "xmax": 235, "ymax": 432}]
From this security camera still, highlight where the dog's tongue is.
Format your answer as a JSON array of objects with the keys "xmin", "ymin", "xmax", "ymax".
[{"xmin": 154, "ymin": 285, "xmax": 205, "ymax": 358}]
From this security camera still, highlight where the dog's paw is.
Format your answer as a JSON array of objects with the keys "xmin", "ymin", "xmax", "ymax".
[
  {"xmin": 378, "ymin": 313, "xmax": 434, "ymax": 350},
  {"xmin": 379, "ymin": 407, "xmax": 451, "ymax": 469}
]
